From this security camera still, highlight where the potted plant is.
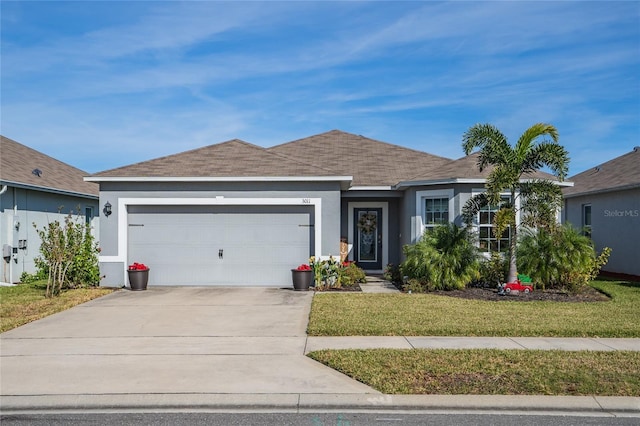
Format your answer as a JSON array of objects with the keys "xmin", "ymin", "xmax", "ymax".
[
  {"xmin": 128, "ymin": 262, "xmax": 149, "ymax": 291},
  {"xmin": 291, "ymin": 263, "xmax": 313, "ymax": 291}
]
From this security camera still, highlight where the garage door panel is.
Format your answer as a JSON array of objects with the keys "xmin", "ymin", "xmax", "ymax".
[{"xmin": 128, "ymin": 205, "xmax": 312, "ymax": 286}]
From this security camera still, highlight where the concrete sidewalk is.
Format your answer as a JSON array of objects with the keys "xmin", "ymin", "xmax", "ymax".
[
  {"xmin": 1, "ymin": 286, "xmax": 639, "ymax": 416},
  {"xmin": 306, "ymin": 336, "xmax": 640, "ymax": 352}
]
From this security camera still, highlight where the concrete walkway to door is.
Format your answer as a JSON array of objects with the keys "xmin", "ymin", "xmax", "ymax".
[{"xmin": 0, "ymin": 287, "xmax": 377, "ymax": 406}]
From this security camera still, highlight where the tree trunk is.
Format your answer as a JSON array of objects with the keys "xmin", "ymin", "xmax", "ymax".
[
  {"xmin": 507, "ymin": 247, "xmax": 518, "ymax": 283},
  {"xmin": 507, "ymin": 188, "xmax": 518, "ymax": 283}
]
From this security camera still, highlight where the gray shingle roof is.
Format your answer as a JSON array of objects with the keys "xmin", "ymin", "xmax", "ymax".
[
  {"xmin": 87, "ymin": 130, "xmax": 568, "ymax": 187},
  {"xmin": 404, "ymin": 152, "xmax": 559, "ymax": 182},
  {"xmin": 268, "ymin": 130, "xmax": 452, "ymax": 186},
  {"xmin": 563, "ymin": 147, "xmax": 640, "ymax": 197},
  {"xmin": 93, "ymin": 139, "xmax": 339, "ymax": 178},
  {"xmin": 1, "ymin": 135, "xmax": 98, "ymax": 197}
]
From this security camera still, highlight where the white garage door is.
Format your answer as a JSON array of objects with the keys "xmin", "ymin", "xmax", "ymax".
[{"xmin": 127, "ymin": 205, "xmax": 313, "ymax": 286}]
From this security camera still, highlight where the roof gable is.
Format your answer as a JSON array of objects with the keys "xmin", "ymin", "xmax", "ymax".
[
  {"xmin": 268, "ymin": 130, "xmax": 452, "ymax": 186},
  {"xmin": 563, "ymin": 148, "xmax": 640, "ymax": 197},
  {"xmin": 0, "ymin": 136, "xmax": 98, "ymax": 197},
  {"xmin": 92, "ymin": 139, "xmax": 339, "ymax": 178}
]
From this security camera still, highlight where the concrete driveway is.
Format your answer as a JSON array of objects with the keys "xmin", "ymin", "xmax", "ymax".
[{"xmin": 0, "ymin": 287, "xmax": 377, "ymax": 398}]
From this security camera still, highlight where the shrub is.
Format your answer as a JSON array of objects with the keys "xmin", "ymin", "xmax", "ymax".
[
  {"xmin": 516, "ymin": 224, "xmax": 611, "ymax": 292},
  {"xmin": 404, "ymin": 278, "xmax": 434, "ymax": 293},
  {"xmin": 339, "ymin": 261, "xmax": 366, "ymax": 287},
  {"xmin": 33, "ymin": 209, "xmax": 101, "ymax": 297},
  {"xmin": 311, "ymin": 257, "xmax": 366, "ymax": 290},
  {"xmin": 474, "ymin": 252, "xmax": 508, "ymax": 288},
  {"xmin": 19, "ymin": 270, "xmax": 47, "ymax": 284},
  {"xmin": 383, "ymin": 263, "xmax": 402, "ymax": 285},
  {"xmin": 400, "ymin": 223, "xmax": 479, "ymax": 291}
]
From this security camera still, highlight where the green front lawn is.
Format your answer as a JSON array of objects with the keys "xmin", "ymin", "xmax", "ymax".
[
  {"xmin": 308, "ymin": 280, "xmax": 640, "ymax": 337},
  {"xmin": 0, "ymin": 281, "xmax": 115, "ymax": 333},
  {"xmin": 308, "ymin": 349, "xmax": 640, "ymax": 395}
]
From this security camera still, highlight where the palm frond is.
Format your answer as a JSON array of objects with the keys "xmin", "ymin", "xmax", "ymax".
[
  {"xmin": 524, "ymin": 142, "xmax": 569, "ymax": 180},
  {"xmin": 462, "ymin": 124, "xmax": 510, "ymax": 171},
  {"xmin": 486, "ymin": 166, "xmax": 518, "ymax": 201},
  {"xmin": 462, "ymin": 192, "xmax": 489, "ymax": 225},
  {"xmin": 494, "ymin": 207, "xmax": 515, "ymax": 238},
  {"xmin": 519, "ymin": 180, "xmax": 563, "ymax": 229},
  {"xmin": 514, "ymin": 123, "xmax": 559, "ymax": 161}
]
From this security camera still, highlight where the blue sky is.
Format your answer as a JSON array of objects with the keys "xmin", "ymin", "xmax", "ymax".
[{"xmin": 1, "ymin": 1, "xmax": 639, "ymax": 176}]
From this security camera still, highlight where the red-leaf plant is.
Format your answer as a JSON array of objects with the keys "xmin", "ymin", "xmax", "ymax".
[{"xmin": 128, "ymin": 262, "xmax": 149, "ymax": 271}]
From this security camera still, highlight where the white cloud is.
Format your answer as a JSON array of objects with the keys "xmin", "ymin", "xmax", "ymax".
[{"xmin": 1, "ymin": 1, "xmax": 638, "ymax": 176}]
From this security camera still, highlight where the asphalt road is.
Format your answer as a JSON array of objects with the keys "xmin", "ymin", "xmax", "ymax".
[{"xmin": 1, "ymin": 412, "xmax": 638, "ymax": 426}]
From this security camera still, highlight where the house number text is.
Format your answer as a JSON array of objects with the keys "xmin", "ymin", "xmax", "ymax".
[{"xmin": 302, "ymin": 198, "xmax": 311, "ymax": 204}]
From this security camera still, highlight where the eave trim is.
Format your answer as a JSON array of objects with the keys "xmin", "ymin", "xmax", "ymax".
[{"xmin": 0, "ymin": 180, "xmax": 98, "ymax": 199}]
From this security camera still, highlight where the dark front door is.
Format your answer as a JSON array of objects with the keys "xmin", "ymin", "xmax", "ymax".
[{"xmin": 353, "ymin": 208, "xmax": 383, "ymax": 270}]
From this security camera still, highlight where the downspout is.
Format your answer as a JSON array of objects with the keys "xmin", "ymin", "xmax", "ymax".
[
  {"xmin": 0, "ymin": 185, "xmax": 6, "ymax": 281},
  {"xmin": 11, "ymin": 187, "xmax": 17, "ymax": 284}
]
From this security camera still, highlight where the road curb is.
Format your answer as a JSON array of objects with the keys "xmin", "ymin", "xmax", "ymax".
[{"xmin": 1, "ymin": 394, "xmax": 639, "ymax": 415}]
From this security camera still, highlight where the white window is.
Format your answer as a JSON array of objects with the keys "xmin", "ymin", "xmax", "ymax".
[
  {"xmin": 415, "ymin": 189, "xmax": 454, "ymax": 241},
  {"xmin": 478, "ymin": 195, "xmax": 511, "ymax": 253},
  {"xmin": 424, "ymin": 198, "xmax": 449, "ymax": 228}
]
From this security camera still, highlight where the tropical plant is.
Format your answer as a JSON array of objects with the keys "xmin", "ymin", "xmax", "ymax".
[
  {"xmin": 516, "ymin": 224, "xmax": 611, "ymax": 291},
  {"xmin": 309, "ymin": 256, "xmax": 342, "ymax": 290},
  {"xmin": 400, "ymin": 223, "xmax": 479, "ymax": 291},
  {"xmin": 461, "ymin": 123, "xmax": 569, "ymax": 283}
]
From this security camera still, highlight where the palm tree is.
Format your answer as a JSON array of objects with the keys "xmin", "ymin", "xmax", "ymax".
[{"xmin": 461, "ymin": 123, "xmax": 569, "ymax": 283}]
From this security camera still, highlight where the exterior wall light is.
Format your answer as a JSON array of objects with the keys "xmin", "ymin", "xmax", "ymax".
[{"xmin": 103, "ymin": 202, "xmax": 112, "ymax": 217}]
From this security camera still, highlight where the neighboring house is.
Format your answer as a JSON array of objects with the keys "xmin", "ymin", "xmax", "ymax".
[
  {"xmin": 0, "ymin": 136, "xmax": 99, "ymax": 284},
  {"xmin": 87, "ymin": 130, "xmax": 567, "ymax": 287},
  {"xmin": 563, "ymin": 147, "xmax": 640, "ymax": 277}
]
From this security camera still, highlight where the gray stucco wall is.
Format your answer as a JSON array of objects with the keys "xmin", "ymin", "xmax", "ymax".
[
  {"xmin": 399, "ymin": 183, "xmax": 481, "ymax": 251},
  {"xmin": 97, "ymin": 181, "xmax": 342, "ymax": 287},
  {"xmin": 564, "ymin": 187, "xmax": 640, "ymax": 276},
  {"xmin": 0, "ymin": 186, "xmax": 98, "ymax": 283}
]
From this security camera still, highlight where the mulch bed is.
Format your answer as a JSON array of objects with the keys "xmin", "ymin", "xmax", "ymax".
[
  {"xmin": 313, "ymin": 284, "xmax": 362, "ymax": 292},
  {"xmin": 430, "ymin": 286, "xmax": 610, "ymax": 302},
  {"xmin": 314, "ymin": 281, "xmax": 610, "ymax": 302},
  {"xmin": 383, "ymin": 278, "xmax": 610, "ymax": 302}
]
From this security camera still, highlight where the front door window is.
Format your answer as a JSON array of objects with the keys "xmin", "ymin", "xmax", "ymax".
[{"xmin": 354, "ymin": 208, "xmax": 382, "ymax": 269}]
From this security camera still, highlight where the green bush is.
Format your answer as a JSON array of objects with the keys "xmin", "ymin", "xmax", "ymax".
[
  {"xmin": 475, "ymin": 252, "xmax": 508, "ymax": 288},
  {"xmin": 383, "ymin": 263, "xmax": 402, "ymax": 285},
  {"xmin": 33, "ymin": 209, "xmax": 101, "ymax": 297},
  {"xmin": 400, "ymin": 223, "xmax": 479, "ymax": 292},
  {"xmin": 516, "ymin": 224, "xmax": 611, "ymax": 292},
  {"xmin": 339, "ymin": 262, "xmax": 366, "ymax": 287},
  {"xmin": 19, "ymin": 270, "xmax": 47, "ymax": 284}
]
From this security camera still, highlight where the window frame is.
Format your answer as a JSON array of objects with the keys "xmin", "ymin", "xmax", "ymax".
[
  {"xmin": 415, "ymin": 189, "xmax": 455, "ymax": 242},
  {"xmin": 85, "ymin": 206, "xmax": 94, "ymax": 224},
  {"xmin": 424, "ymin": 197, "xmax": 450, "ymax": 228},
  {"xmin": 471, "ymin": 189, "xmax": 520, "ymax": 254}
]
